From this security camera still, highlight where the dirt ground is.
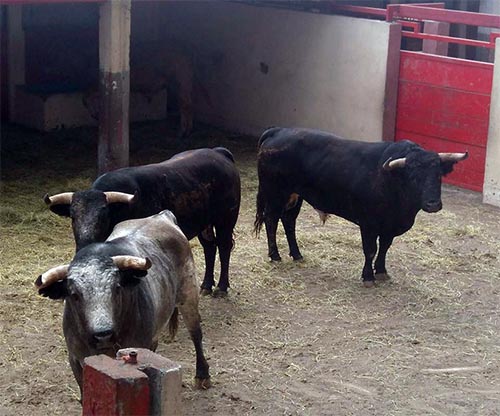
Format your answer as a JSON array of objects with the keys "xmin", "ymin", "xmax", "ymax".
[{"xmin": 1, "ymin": 121, "xmax": 500, "ymax": 416}]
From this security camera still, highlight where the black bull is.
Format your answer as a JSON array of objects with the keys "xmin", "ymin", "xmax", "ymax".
[
  {"xmin": 45, "ymin": 147, "xmax": 241, "ymax": 295},
  {"xmin": 254, "ymin": 127, "xmax": 468, "ymax": 287}
]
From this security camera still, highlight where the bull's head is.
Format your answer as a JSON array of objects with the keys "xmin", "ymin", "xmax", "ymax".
[
  {"xmin": 44, "ymin": 190, "xmax": 138, "ymax": 251},
  {"xmin": 35, "ymin": 255, "xmax": 151, "ymax": 354},
  {"xmin": 383, "ymin": 151, "xmax": 468, "ymax": 213}
]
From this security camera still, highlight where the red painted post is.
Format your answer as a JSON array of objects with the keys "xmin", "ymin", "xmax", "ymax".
[{"xmin": 82, "ymin": 354, "xmax": 151, "ymax": 416}]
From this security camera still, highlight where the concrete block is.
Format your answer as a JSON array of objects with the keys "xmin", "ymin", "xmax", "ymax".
[
  {"xmin": 82, "ymin": 354, "xmax": 151, "ymax": 416},
  {"xmin": 12, "ymin": 85, "xmax": 166, "ymax": 131},
  {"xmin": 117, "ymin": 348, "xmax": 182, "ymax": 416}
]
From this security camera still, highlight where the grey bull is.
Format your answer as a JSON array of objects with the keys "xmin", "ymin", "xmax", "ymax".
[{"xmin": 35, "ymin": 210, "xmax": 210, "ymax": 391}]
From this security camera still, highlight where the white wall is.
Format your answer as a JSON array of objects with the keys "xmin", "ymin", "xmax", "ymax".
[
  {"xmin": 137, "ymin": 2, "xmax": 395, "ymax": 141},
  {"xmin": 483, "ymin": 37, "xmax": 500, "ymax": 206}
]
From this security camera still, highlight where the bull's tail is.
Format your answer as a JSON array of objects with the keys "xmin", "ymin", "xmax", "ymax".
[
  {"xmin": 169, "ymin": 307, "xmax": 179, "ymax": 340},
  {"xmin": 258, "ymin": 126, "xmax": 281, "ymax": 148},
  {"xmin": 254, "ymin": 184, "xmax": 266, "ymax": 237},
  {"xmin": 214, "ymin": 147, "xmax": 235, "ymax": 163}
]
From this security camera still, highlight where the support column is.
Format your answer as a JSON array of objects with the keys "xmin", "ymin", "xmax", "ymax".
[
  {"xmin": 6, "ymin": 5, "xmax": 25, "ymax": 122},
  {"xmin": 483, "ymin": 38, "xmax": 500, "ymax": 207},
  {"xmin": 382, "ymin": 23, "xmax": 401, "ymax": 142},
  {"xmin": 98, "ymin": 0, "xmax": 131, "ymax": 175},
  {"xmin": 423, "ymin": 21, "xmax": 450, "ymax": 56}
]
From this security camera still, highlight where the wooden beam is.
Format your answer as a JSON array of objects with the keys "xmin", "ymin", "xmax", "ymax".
[{"xmin": 98, "ymin": 0, "xmax": 131, "ymax": 175}]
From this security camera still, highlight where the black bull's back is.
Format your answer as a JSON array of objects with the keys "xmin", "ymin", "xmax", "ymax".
[
  {"xmin": 256, "ymin": 128, "xmax": 395, "ymax": 224},
  {"xmin": 94, "ymin": 147, "xmax": 240, "ymax": 240}
]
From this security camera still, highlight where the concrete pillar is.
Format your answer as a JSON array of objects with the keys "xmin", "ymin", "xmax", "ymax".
[
  {"xmin": 6, "ymin": 5, "xmax": 25, "ymax": 122},
  {"xmin": 483, "ymin": 38, "xmax": 500, "ymax": 207},
  {"xmin": 423, "ymin": 21, "xmax": 450, "ymax": 56},
  {"xmin": 98, "ymin": 0, "xmax": 131, "ymax": 175}
]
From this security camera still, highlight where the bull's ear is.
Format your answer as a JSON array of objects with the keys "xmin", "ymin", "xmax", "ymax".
[
  {"xmin": 119, "ymin": 269, "xmax": 148, "ymax": 288},
  {"xmin": 48, "ymin": 204, "xmax": 71, "ymax": 217},
  {"xmin": 440, "ymin": 161, "xmax": 456, "ymax": 176},
  {"xmin": 38, "ymin": 280, "xmax": 69, "ymax": 299},
  {"xmin": 43, "ymin": 194, "xmax": 71, "ymax": 217},
  {"xmin": 35, "ymin": 264, "xmax": 70, "ymax": 299},
  {"xmin": 112, "ymin": 256, "xmax": 151, "ymax": 288},
  {"xmin": 439, "ymin": 152, "xmax": 468, "ymax": 176}
]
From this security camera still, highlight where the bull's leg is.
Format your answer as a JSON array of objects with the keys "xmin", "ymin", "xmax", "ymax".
[
  {"xmin": 177, "ymin": 301, "xmax": 211, "ymax": 389},
  {"xmin": 360, "ymin": 228, "xmax": 378, "ymax": 287},
  {"xmin": 264, "ymin": 212, "xmax": 282, "ymax": 261},
  {"xmin": 213, "ymin": 225, "xmax": 234, "ymax": 297},
  {"xmin": 198, "ymin": 228, "xmax": 217, "ymax": 296},
  {"xmin": 374, "ymin": 234, "xmax": 394, "ymax": 281},
  {"xmin": 281, "ymin": 196, "xmax": 304, "ymax": 261}
]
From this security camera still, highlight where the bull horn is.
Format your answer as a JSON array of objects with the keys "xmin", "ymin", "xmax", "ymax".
[
  {"xmin": 35, "ymin": 264, "xmax": 69, "ymax": 291},
  {"xmin": 383, "ymin": 157, "xmax": 406, "ymax": 171},
  {"xmin": 438, "ymin": 152, "xmax": 468, "ymax": 163},
  {"xmin": 43, "ymin": 192, "xmax": 74, "ymax": 206},
  {"xmin": 112, "ymin": 256, "xmax": 152, "ymax": 271},
  {"xmin": 104, "ymin": 191, "xmax": 137, "ymax": 204}
]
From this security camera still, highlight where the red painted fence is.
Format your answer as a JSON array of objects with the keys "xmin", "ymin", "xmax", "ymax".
[{"xmin": 396, "ymin": 51, "xmax": 493, "ymax": 192}]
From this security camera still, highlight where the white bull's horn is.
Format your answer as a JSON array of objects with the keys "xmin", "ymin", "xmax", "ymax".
[
  {"xmin": 104, "ymin": 191, "xmax": 137, "ymax": 204},
  {"xmin": 35, "ymin": 264, "xmax": 69, "ymax": 290},
  {"xmin": 44, "ymin": 192, "xmax": 74, "ymax": 206},
  {"xmin": 438, "ymin": 152, "xmax": 468, "ymax": 162},
  {"xmin": 383, "ymin": 157, "xmax": 406, "ymax": 171},
  {"xmin": 112, "ymin": 256, "xmax": 152, "ymax": 271}
]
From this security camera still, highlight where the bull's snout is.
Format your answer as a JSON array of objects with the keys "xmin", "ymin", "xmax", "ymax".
[{"xmin": 423, "ymin": 200, "xmax": 442, "ymax": 213}]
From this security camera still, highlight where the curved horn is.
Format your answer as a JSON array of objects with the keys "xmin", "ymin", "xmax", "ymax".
[
  {"xmin": 35, "ymin": 264, "xmax": 69, "ymax": 291},
  {"xmin": 43, "ymin": 192, "xmax": 74, "ymax": 206},
  {"xmin": 382, "ymin": 157, "xmax": 406, "ymax": 171},
  {"xmin": 438, "ymin": 152, "xmax": 468, "ymax": 163},
  {"xmin": 112, "ymin": 256, "xmax": 152, "ymax": 271},
  {"xmin": 104, "ymin": 191, "xmax": 137, "ymax": 204}
]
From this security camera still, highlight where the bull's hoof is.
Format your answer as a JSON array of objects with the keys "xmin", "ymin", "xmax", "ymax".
[
  {"xmin": 194, "ymin": 377, "xmax": 211, "ymax": 390},
  {"xmin": 375, "ymin": 272, "xmax": 391, "ymax": 281},
  {"xmin": 292, "ymin": 254, "xmax": 304, "ymax": 262},
  {"xmin": 200, "ymin": 288, "xmax": 213, "ymax": 296},
  {"xmin": 213, "ymin": 287, "xmax": 228, "ymax": 298},
  {"xmin": 270, "ymin": 255, "xmax": 282, "ymax": 262},
  {"xmin": 363, "ymin": 280, "xmax": 375, "ymax": 288}
]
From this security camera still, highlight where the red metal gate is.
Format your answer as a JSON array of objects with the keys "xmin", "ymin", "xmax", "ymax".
[
  {"xmin": 331, "ymin": 2, "xmax": 500, "ymax": 193},
  {"xmin": 389, "ymin": 4, "xmax": 499, "ymax": 192},
  {"xmin": 396, "ymin": 51, "xmax": 493, "ymax": 192}
]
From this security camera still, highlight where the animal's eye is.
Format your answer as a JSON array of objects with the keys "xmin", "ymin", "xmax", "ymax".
[{"xmin": 71, "ymin": 292, "xmax": 80, "ymax": 302}]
